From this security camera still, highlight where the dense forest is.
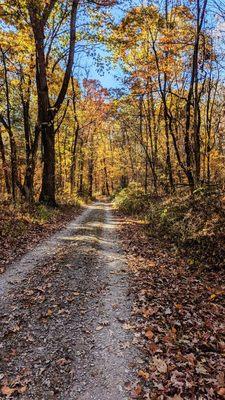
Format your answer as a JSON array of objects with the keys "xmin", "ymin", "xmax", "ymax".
[
  {"xmin": 0, "ymin": 0, "xmax": 225, "ymax": 205},
  {"xmin": 0, "ymin": 1, "xmax": 224, "ymax": 399}
]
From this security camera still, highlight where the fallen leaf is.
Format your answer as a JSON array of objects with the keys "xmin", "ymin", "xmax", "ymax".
[
  {"xmin": 196, "ymin": 363, "xmax": 207, "ymax": 375},
  {"xmin": 18, "ymin": 385, "xmax": 27, "ymax": 394},
  {"xmin": 123, "ymin": 323, "xmax": 133, "ymax": 330},
  {"xmin": 96, "ymin": 325, "xmax": 103, "ymax": 331},
  {"xmin": 56, "ymin": 358, "xmax": 70, "ymax": 366},
  {"xmin": 145, "ymin": 329, "xmax": 154, "ymax": 340},
  {"xmin": 152, "ymin": 356, "xmax": 168, "ymax": 373},
  {"xmin": 46, "ymin": 309, "xmax": 53, "ymax": 317},
  {"xmin": 1, "ymin": 385, "xmax": 15, "ymax": 396},
  {"xmin": 217, "ymin": 388, "xmax": 225, "ymax": 397},
  {"xmin": 138, "ymin": 370, "xmax": 150, "ymax": 380},
  {"xmin": 131, "ymin": 384, "xmax": 142, "ymax": 398},
  {"xmin": 11, "ymin": 324, "xmax": 21, "ymax": 333}
]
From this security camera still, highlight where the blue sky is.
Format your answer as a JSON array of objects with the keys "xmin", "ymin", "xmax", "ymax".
[{"xmin": 74, "ymin": 2, "xmax": 129, "ymax": 89}]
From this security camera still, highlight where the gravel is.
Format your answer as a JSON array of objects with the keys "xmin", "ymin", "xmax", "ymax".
[{"xmin": 0, "ymin": 203, "xmax": 135, "ymax": 400}]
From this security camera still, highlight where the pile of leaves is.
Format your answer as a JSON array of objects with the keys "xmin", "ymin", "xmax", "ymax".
[
  {"xmin": 0, "ymin": 201, "xmax": 81, "ymax": 272},
  {"xmin": 117, "ymin": 215, "xmax": 225, "ymax": 399}
]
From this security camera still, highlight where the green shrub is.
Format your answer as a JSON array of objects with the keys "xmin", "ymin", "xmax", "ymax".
[{"xmin": 114, "ymin": 183, "xmax": 149, "ymax": 215}]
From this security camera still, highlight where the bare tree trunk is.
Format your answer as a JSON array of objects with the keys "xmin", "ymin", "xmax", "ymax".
[
  {"xmin": 78, "ymin": 138, "xmax": 84, "ymax": 195},
  {"xmin": 70, "ymin": 77, "xmax": 80, "ymax": 195},
  {"xmin": 103, "ymin": 158, "xmax": 110, "ymax": 196},
  {"xmin": 0, "ymin": 47, "xmax": 20, "ymax": 201},
  {"xmin": 88, "ymin": 147, "xmax": 94, "ymax": 198},
  {"xmin": 23, "ymin": 126, "xmax": 40, "ymax": 201},
  {"xmin": 0, "ymin": 128, "xmax": 11, "ymax": 195},
  {"xmin": 185, "ymin": 0, "xmax": 208, "ymax": 189}
]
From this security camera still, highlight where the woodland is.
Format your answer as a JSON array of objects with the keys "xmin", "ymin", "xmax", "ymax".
[
  {"xmin": 0, "ymin": 0, "xmax": 225, "ymax": 399},
  {"xmin": 0, "ymin": 0, "xmax": 224, "ymax": 268}
]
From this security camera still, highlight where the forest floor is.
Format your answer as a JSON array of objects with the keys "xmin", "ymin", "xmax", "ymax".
[
  {"xmin": 0, "ymin": 202, "xmax": 81, "ymax": 272},
  {"xmin": 0, "ymin": 202, "xmax": 224, "ymax": 399},
  {"xmin": 118, "ymin": 214, "xmax": 225, "ymax": 400}
]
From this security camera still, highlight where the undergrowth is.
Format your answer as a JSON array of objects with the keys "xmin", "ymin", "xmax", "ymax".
[
  {"xmin": 0, "ymin": 200, "xmax": 81, "ymax": 237},
  {"xmin": 114, "ymin": 184, "xmax": 225, "ymax": 270},
  {"xmin": 0, "ymin": 199, "xmax": 82, "ymax": 270}
]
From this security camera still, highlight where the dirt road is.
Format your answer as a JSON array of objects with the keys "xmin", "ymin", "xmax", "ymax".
[{"xmin": 0, "ymin": 203, "xmax": 135, "ymax": 400}]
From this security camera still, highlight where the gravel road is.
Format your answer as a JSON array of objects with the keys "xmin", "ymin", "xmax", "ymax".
[{"xmin": 0, "ymin": 203, "xmax": 135, "ymax": 400}]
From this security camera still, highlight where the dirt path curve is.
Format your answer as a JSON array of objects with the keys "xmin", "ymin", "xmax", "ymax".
[{"xmin": 0, "ymin": 203, "xmax": 135, "ymax": 400}]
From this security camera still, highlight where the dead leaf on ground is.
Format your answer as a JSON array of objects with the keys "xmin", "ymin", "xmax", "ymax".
[
  {"xmin": 145, "ymin": 329, "xmax": 154, "ymax": 340},
  {"xmin": 131, "ymin": 384, "xmax": 142, "ymax": 398},
  {"xmin": 138, "ymin": 370, "xmax": 150, "ymax": 380},
  {"xmin": 1, "ymin": 385, "xmax": 15, "ymax": 396},
  {"xmin": 217, "ymin": 388, "xmax": 225, "ymax": 398},
  {"xmin": 96, "ymin": 325, "xmax": 103, "ymax": 331},
  {"xmin": 152, "ymin": 356, "xmax": 168, "ymax": 373}
]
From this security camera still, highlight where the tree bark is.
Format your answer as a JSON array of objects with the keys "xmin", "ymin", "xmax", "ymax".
[{"xmin": 0, "ymin": 129, "xmax": 11, "ymax": 195}]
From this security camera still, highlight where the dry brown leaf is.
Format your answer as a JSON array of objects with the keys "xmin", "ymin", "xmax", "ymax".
[
  {"xmin": 152, "ymin": 356, "xmax": 168, "ymax": 373},
  {"xmin": 138, "ymin": 370, "xmax": 150, "ymax": 380},
  {"xmin": 18, "ymin": 385, "xmax": 27, "ymax": 394},
  {"xmin": 46, "ymin": 309, "xmax": 53, "ymax": 317},
  {"xmin": 1, "ymin": 385, "xmax": 15, "ymax": 396},
  {"xmin": 142, "ymin": 307, "xmax": 155, "ymax": 318},
  {"xmin": 56, "ymin": 358, "xmax": 70, "ymax": 366},
  {"xmin": 145, "ymin": 329, "xmax": 154, "ymax": 340},
  {"xmin": 123, "ymin": 323, "xmax": 133, "ymax": 330},
  {"xmin": 96, "ymin": 325, "xmax": 103, "ymax": 331},
  {"xmin": 131, "ymin": 384, "xmax": 142, "ymax": 398},
  {"xmin": 11, "ymin": 325, "xmax": 21, "ymax": 333},
  {"xmin": 217, "ymin": 388, "xmax": 225, "ymax": 398}
]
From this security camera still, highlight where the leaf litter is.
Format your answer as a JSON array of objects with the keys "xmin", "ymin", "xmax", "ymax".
[{"xmin": 117, "ymin": 214, "xmax": 225, "ymax": 399}]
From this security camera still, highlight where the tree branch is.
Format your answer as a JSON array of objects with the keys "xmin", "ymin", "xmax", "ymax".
[{"xmin": 53, "ymin": 0, "xmax": 79, "ymax": 114}]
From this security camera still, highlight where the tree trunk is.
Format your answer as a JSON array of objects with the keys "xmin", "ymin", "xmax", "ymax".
[
  {"xmin": 39, "ymin": 123, "xmax": 56, "ymax": 205},
  {"xmin": 0, "ymin": 129, "xmax": 11, "ymax": 195},
  {"xmin": 88, "ymin": 157, "xmax": 94, "ymax": 198},
  {"xmin": 78, "ymin": 138, "xmax": 84, "ymax": 195},
  {"xmin": 23, "ymin": 126, "xmax": 40, "ymax": 202},
  {"xmin": 103, "ymin": 158, "xmax": 110, "ymax": 196},
  {"xmin": 70, "ymin": 77, "xmax": 80, "ymax": 195},
  {"xmin": 28, "ymin": 0, "xmax": 79, "ymax": 206}
]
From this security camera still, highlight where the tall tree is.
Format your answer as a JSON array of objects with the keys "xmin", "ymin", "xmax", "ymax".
[{"xmin": 27, "ymin": 0, "xmax": 79, "ymax": 205}]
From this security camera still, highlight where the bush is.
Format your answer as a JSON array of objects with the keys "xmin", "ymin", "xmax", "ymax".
[
  {"xmin": 36, "ymin": 204, "xmax": 58, "ymax": 222},
  {"xmin": 114, "ymin": 183, "xmax": 149, "ymax": 215}
]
